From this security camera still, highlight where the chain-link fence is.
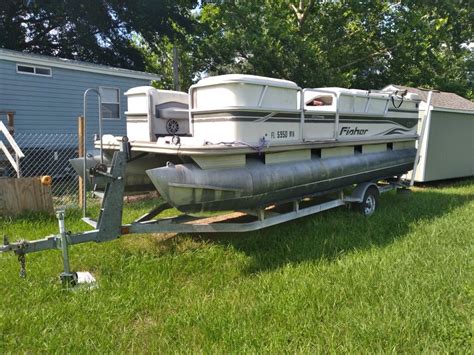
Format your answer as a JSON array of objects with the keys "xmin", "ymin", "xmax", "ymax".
[{"xmin": 1, "ymin": 132, "xmax": 79, "ymax": 208}]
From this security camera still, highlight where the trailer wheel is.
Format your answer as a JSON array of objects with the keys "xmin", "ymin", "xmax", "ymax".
[{"xmin": 356, "ymin": 186, "xmax": 379, "ymax": 216}]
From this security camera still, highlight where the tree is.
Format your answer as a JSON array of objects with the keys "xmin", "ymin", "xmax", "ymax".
[
  {"xmin": 0, "ymin": 0, "xmax": 198, "ymax": 71},
  {"xmin": 190, "ymin": 0, "xmax": 473, "ymax": 96},
  {"xmin": 191, "ymin": 1, "xmax": 399, "ymax": 87},
  {"xmin": 3, "ymin": 0, "xmax": 471, "ymax": 97},
  {"xmin": 385, "ymin": 1, "xmax": 472, "ymax": 97}
]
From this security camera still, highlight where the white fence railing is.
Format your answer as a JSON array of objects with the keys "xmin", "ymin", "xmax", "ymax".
[{"xmin": 0, "ymin": 121, "xmax": 24, "ymax": 177}]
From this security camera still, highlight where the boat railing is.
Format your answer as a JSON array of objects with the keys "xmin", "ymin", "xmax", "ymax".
[{"xmin": 189, "ymin": 82, "xmax": 306, "ymax": 141}]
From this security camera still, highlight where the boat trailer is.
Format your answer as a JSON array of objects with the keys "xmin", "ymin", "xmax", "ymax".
[{"xmin": 0, "ymin": 139, "xmax": 407, "ymax": 285}]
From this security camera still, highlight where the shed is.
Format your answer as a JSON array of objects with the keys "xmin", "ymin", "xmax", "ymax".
[
  {"xmin": 0, "ymin": 48, "xmax": 160, "ymax": 147},
  {"xmin": 384, "ymin": 85, "xmax": 474, "ymax": 182}
]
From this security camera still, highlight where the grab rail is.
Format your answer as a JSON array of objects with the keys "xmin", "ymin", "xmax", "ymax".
[{"xmin": 82, "ymin": 88, "xmax": 103, "ymax": 217}]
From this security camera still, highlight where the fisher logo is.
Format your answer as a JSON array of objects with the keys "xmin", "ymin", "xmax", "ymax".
[{"xmin": 340, "ymin": 126, "xmax": 368, "ymax": 136}]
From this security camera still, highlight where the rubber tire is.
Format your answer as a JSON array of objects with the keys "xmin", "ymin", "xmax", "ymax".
[{"xmin": 355, "ymin": 186, "xmax": 379, "ymax": 217}]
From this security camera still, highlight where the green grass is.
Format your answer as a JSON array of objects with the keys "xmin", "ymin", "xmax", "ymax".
[{"xmin": 1, "ymin": 180, "xmax": 473, "ymax": 353}]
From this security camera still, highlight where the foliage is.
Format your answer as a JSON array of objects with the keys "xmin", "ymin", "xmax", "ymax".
[
  {"xmin": 135, "ymin": 32, "xmax": 198, "ymax": 90},
  {"xmin": 0, "ymin": 179, "xmax": 473, "ymax": 352},
  {"xmin": 190, "ymin": 0, "xmax": 473, "ymax": 96},
  {"xmin": 0, "ymin": 0, "xmax": 198, "ymax": 70},
  {"xmin": 0, "ymin": 1, "xmax": 472, "ymax": 96}
]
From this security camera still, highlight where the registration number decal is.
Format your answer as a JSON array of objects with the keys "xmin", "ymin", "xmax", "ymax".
[{"xmin": 269, "ymin": 130, "xmax": 295, "ymax": 139}]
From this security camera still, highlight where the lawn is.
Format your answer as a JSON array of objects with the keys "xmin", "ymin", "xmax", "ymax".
[{"xmin": 0, "ymin": 179, "xmax": 472, "ymax": 353}]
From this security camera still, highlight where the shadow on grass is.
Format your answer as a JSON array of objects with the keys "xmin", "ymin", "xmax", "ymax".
[
  {"xmin": 3, "ymin": 179, "xmax": 471, "ymax": 276},
  {"xmin": 182, "ymin": 181, "xmax": 473, "ymax": 274}
]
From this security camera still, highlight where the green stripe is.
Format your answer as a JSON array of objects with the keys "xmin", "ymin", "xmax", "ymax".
[
  {"xmin": 192, "ymin": 111, "xmax": 417, "ymax": 128},
  {"xmin": 193, "ymin": 111, "xmax": 301, "ymax": 119}
]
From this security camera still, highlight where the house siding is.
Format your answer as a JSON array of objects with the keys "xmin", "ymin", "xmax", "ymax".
[{"xmin": 0, "ymin": 58, "xmax": 153, "ymax": 149}]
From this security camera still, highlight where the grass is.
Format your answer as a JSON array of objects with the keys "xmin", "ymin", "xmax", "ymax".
[{"xmin": 0, "ymin": 179, "xmax": 473, "ymax": 353}]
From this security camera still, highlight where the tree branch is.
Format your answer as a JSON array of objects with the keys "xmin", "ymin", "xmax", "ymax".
[
  {"xmin": 290, "ymin": 0, "xmax": 315, "ymax": 30},
  {"xmin": 337, "ymin": 45, "xmax": 398, "ymax": 70}
]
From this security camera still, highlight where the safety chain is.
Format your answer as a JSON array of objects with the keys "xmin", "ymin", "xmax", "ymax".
[
  {"xmin": 15, "ymin": 240, "xmax": 28, "ymax": 278},
  {"xmin": 18, "ymin": 253, "xmax": 26, "ymax": 278}
]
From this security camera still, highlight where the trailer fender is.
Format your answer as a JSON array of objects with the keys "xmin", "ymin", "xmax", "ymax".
[{"xmin": 344, "ymin": 182, "xmax": 379, "ymax": 203}]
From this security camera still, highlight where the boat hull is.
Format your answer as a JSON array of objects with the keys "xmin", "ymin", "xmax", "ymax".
[{"xmin": 146, "ymin": 148, "xmax": 416, "ymax": 213}]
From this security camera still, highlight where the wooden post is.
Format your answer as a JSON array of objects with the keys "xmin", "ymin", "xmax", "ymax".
[
  {"xmin": 78, "ymin": 116, "xmax": 85, "ymax": 208},
  {"xmin": 6, "ymin": 112, "xmax": 14, "ymax": 135}
]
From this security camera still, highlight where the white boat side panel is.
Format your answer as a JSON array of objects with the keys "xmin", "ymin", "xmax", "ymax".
[
  {"xmin": 367, "ymin": 97, "xmax": 388, "ymax": 113},
  {"xmin": 304, "ymin": 106, "xmax": 335, "ymax": 113},
  {"xmin": 192, "ymin": 121, "xmax": 302, "ymax": 145},
  {"xmin": 126, "ymin": 116, "xmax": 151, "ymax": 142},
  {"xmin": 194, "ymin": 83, "xmax": 299, "ymax": 110},
  {"xmin": 338, "ymin": 95, "xmax": 387, "ymax": 115},
  {"xmin": 126, "ymin": 92, "xmax": 149, "ymax": 114},
  {"xmin": 303, "ymin": 122, "xmax": 335, "ymax": 140}
]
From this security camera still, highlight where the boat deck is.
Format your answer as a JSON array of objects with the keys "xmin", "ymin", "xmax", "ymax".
[{"xmin": 97, "ymin": 134, "xmax": 418, "ymax": 156}]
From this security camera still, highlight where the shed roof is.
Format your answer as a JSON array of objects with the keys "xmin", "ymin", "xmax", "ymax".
[
  {"xmin": 384, "ymin": 84, "xmax": 474, "ymax": 112},
  {"xmin": 0, "ymin": 48, "xmax": 161, "ymax": 81}
]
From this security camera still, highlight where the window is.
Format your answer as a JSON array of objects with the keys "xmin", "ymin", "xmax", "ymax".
[
  {"xmin": 100, "ymin": 87, "xmax": 120, "ymax": 119},
  {"xmin": 16, "ymin": 64, "xmax": 52, "ymax": 76}
]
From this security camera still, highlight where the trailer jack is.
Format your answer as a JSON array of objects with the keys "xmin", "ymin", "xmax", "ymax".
[{"xmin": 0, "ymin": 140, "xmax": 129, "ymax": 287}]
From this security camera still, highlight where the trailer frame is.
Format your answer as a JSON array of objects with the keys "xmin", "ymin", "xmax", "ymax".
[{"xmin": 0, "ymin": 139, "xmax": 406, "ymax": 284}]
